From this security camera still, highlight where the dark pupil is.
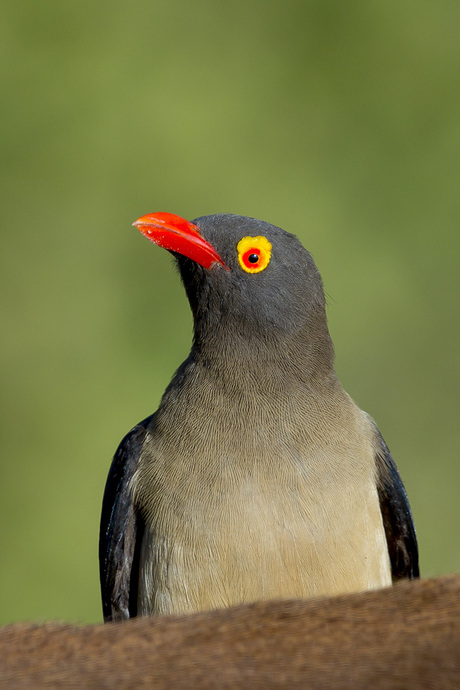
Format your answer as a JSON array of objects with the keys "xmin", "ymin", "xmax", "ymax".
[{"xmin": 248, "ymin": 253, "xmax": 259, "ymax": 263}]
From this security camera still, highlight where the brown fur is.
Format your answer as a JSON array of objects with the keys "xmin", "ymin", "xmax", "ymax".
[{"xmin": 2, "ymin": 575, "xmax": 459, "ymax": 688}]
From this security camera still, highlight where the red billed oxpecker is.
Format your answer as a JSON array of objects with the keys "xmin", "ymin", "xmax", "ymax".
[{"xmin": 99, "ymin": 212, "xmax": 418, "ymax": 621}]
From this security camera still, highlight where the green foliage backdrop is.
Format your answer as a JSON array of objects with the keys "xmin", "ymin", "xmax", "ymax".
[{"xmin": 1, "ymin": 1, "xmax": 459, "ymax": 624}]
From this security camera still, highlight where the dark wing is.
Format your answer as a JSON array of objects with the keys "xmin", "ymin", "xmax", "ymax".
[
  {"xmin": 99, "ymin": 418, "xmax": 151, "ymax": 622},
  {"xmin": 374, "ymin": 428, "xmax": 419, "ymax": 581}
]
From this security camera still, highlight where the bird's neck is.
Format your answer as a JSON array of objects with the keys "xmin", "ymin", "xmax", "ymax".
[{"xmin": 190, "ymin": 315, "xmax": 337, "ymax": 393}]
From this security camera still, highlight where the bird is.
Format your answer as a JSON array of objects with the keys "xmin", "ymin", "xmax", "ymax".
[{"xmin": 99, "ymin": 212, "xmax": 419, "ymax": 622}]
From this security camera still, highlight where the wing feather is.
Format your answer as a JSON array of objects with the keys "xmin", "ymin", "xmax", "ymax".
[
  {"xmin": 374, "ymin": 429, "xmax": 419, "ymax": 581},
  {"xmin": 99, "ymin": 419, "xmax": 151, "ymax": 621}
]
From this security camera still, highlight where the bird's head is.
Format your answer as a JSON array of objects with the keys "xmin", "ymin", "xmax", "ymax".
[{"xmin": 134, "ymin": 212, "xmax": 334, "ymax": 376}]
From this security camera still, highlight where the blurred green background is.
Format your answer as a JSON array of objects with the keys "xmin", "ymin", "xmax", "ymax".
[{"xmin": 1, "ymin": 0, "xmax": 459, "ymax": 625}]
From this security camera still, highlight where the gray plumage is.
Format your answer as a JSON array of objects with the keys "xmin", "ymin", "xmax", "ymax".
[{"xmin": 100, "ymin": 214, "xmax": 418, "ymax": 622}]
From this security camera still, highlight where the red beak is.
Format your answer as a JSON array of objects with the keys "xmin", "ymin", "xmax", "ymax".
[{"xmin": 133, "ymin": 212, "xmax": 228, "ymax": 270}]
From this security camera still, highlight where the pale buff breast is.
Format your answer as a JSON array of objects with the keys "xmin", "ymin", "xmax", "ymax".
[{"xmin": 136, "ymin": 405, "xmax": 392, "ymax": 617}]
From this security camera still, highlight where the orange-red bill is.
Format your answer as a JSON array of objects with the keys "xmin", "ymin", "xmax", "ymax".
[{"xmin": 133, "ymin": 212, "xmax": 228, "ymax": 270}]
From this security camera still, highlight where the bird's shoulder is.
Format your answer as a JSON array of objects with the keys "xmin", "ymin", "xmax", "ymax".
[
  {"xmin": 99, "ymin": 415, "xmax": 153, "ymax": 621},
  {"xmin": 363, "ymin": 414, "xmax": 419, "ymax": 580}
]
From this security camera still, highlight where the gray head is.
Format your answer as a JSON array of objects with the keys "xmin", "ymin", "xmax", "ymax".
[{"xmin": 134, "ymin": 212, "xmax": 335, "ymax": 378}]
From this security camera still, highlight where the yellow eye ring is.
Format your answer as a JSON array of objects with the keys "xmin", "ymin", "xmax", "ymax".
[{"xmin": 237, "ymin": 236, "xmax": 272, "ymax": 274}]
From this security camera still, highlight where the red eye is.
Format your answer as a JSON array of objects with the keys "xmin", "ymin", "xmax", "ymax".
[{"xmin": 242, "ymin": 249, "xmax": 261, "ymax": 268}]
